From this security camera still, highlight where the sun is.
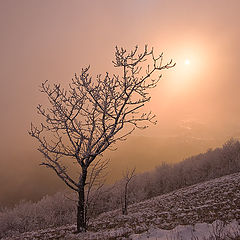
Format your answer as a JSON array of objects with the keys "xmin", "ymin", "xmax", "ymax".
[{"xmin": 185, "ymin": 59, "xmax": 190, "ymax": 65}]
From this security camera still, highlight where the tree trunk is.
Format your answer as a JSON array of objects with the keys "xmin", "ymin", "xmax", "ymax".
[
  {"xmin": 77, "ymin": 168, "xmax": 87, "ymax": 232},
  {"xmin": 122, "ymin": 183, "xmax": 128, "ymax": 215}
]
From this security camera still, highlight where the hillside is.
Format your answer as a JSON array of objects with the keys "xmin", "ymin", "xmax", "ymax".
[{"xmin": 4, "ymin": 172, "xmax": 240, "ymax": 240}]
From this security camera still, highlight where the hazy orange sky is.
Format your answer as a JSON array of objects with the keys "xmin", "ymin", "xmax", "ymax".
[{"xmin": 1, "ymin": 0, "xmax": 240, "ymax": 206}]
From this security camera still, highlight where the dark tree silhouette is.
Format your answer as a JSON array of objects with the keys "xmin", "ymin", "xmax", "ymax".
[
  {"xmin": 121, "ymin": 167, "xmax": 136, "ymax": 215},
  {"xmin": 29, "ymin": 45, "xmax": 175, "ymax": 232}
]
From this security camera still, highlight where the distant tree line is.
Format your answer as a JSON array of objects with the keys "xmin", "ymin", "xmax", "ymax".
[
  {"xmin": 92, "ymin": 138, "xmax": 240, "ymax": 214},
  {"xmin": 130, "ymin": 138, "xmax": 240, "ymax": 200},
  {"xmin": 1, "ymin": 138, "xmax": 240, "ymax": 237}
]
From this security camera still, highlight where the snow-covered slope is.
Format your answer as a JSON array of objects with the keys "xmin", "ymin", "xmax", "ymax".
[
  {"xmin": 130, "ymin": 220, "xmax": 239, "ymax": 240},
  {"xmin": 4, "ymin": 172, "xmax": 240, "ymax": 240}
]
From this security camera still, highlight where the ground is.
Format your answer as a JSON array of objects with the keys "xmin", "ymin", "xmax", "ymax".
[{"xmin": 3, "ymin": 173, "xmax": 240, "ymax": 240}]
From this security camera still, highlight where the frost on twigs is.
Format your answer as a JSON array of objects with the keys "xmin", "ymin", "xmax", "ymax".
[{"xmin": 29, "ymin": 45, "xmax": 175, "ymax": 232}]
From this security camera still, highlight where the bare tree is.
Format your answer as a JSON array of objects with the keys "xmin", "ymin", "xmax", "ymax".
[
  {"xmin": 121, "ymin": 167, "xmax": 136, "ymax": 215},
  {"xmin": 29, "ymin": 45, "xmax": 175, "ymax": 232},
  {"xmin": 222, "ymin": 138, "xmax": 240, "ymax": 174}
]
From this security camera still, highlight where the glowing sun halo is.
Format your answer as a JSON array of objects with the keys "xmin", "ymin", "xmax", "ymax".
[{"xmin": 185, "ymin": 59, "xmax": 190, "ymax": 65}]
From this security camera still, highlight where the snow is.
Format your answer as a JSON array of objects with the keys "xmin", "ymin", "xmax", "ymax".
[{"xmin": 130, "ymin": 220, "xmax": 240, "ymax": 240}]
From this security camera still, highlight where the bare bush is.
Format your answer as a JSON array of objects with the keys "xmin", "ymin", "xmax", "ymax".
[{"xmin": 0, "ymin": 191, "xmax": 76, "ymax": 238}]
